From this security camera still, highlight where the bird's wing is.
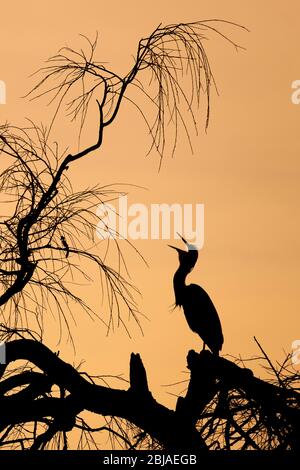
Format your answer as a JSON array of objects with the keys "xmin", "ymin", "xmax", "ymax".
[{"xmin": 184, "ymin": 283, "xmax": 224, "ymax": 351}]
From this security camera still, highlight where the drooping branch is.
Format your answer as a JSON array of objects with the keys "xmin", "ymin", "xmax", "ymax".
[
  {"xmin": 0, "ymin": 121, "xmax": 142, "ymax": 338},
  {"xmin": 27, "ymin": 21, "xmax": 247, "ymax": 163}
]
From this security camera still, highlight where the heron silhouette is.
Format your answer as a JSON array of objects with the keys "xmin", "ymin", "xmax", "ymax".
[{"xmin": 169, "ymin": 236, "xmax": 223, "ymax": 355}]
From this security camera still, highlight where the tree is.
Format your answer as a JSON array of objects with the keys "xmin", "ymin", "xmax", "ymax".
[{"xmin": 0, "ymin": 20, "xmax": 299, "ymax": 451}]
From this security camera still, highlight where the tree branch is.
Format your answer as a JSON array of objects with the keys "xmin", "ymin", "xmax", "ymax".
[
  {"xmin": 0, "ymin": 340, "xmax": 206, "ymax": 450},
  {"xmin": 1, "ymin": 340, "xmax": 300, "ymax": 450}
]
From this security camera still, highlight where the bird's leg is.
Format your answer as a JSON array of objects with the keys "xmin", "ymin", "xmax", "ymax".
[{"xmin": 202, "ymin": 342, "xmax": 206, "ymax": 351}]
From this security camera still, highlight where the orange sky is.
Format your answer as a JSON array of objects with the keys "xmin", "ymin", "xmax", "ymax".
[{"xmin": 1, "ymin": 0, "xmax": 300, "ymax": 411}]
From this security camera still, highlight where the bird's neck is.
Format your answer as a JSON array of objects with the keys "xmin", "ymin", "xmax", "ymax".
[{"xmin": 173, "ymin": 265, "xmax": 189, "ymax": 307}]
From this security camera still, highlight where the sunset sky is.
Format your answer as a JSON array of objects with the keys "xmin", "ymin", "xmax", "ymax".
[{"xmin": 1, "ymin": 0, "xmax": 300, "ymax": 411}]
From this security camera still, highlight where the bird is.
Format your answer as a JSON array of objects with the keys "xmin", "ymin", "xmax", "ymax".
[
  {"xmin": 60, "ymin": 235, "xmax": 70, "ymax": 258},
  {"xmin": 169, "ymin": 235, "xmax": 223, "ymax": 355}
]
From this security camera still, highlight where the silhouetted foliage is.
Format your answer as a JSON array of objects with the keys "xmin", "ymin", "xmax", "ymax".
[{"xmin": 1, "ymin": 20, "xmax": 298, "ymax": 452}]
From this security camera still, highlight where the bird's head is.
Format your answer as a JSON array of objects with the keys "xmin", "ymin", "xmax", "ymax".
[{"xmin": 168, "ymin": 234, "xmax": 198, "ymax": 271}]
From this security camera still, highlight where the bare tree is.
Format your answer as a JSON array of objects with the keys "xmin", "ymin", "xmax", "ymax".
[{"xmin": 1, "ymin": 20, "xmax": 298, "ymax": 452}]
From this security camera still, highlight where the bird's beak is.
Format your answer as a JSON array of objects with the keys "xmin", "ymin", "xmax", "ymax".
[
  {"xmin": 176, "ymin": 232, "xmax": 188, "ymax": 246},
  {"xmin": 168, "ymin": 244, "xmax": 179, "ymax": 251},
  {"xmin": 168, "ymin": 245, "xmax": 185, "ymax": 254},
  {"xmin": 176, "ymin": 232, "xmax": 198, "ymax": 252}
]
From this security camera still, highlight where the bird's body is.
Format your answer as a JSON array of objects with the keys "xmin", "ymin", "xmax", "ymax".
[
  {"xmin": 179, "ymin": 283, "xmax": 223, "ymax": 355},
  {"xmin": 170, "ymin": 237, "xmax": 224, "ymax": 355}
]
